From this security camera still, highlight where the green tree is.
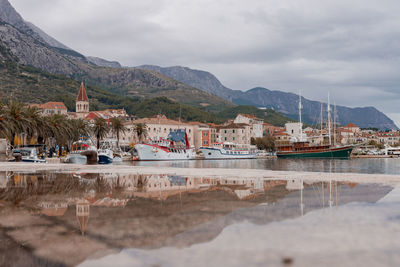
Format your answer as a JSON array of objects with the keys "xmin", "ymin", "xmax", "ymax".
[
  {"xmin": 134, "ymin": 123, "xmax": 147, "ymax": 142},
  {"xmin": 110, "ymin": 117, "xmax": 127, "ymax": 148},
  {"xmin": 252, "ymin": 135, "xmax": 276, "ymax": 151},
  {"xmin": 92, "ymin": 118, "xmax": 110, "ymax": 149}
]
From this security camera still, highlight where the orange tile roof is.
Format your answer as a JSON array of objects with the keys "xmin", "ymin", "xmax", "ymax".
[
  {"xmin": 40, "ymin": 102, "xmax": 67, "ymax": 110},
  {"xmin": 239, "ymin": 113, "xmax": 260, "ymax": 119},
  {"xmin": 77, "ymin": 82, "xmax": 89, "ymax": 102},
  {"xmin": 345, "ymin": 122, "xmax": 358, "ymax": 128},
  {"xmin": 217, "ymin": 123, "xmax": 249, "ymax": 129}
]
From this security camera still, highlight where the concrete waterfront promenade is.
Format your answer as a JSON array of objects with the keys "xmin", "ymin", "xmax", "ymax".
[{"xmin": 1, "ymin": 162, "xmax": 400, "ymax": 185}]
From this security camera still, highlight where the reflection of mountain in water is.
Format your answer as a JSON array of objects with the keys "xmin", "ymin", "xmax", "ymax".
[{"xmin": 0, "ymin": 171, "xmax": 393, "ymax": 267}]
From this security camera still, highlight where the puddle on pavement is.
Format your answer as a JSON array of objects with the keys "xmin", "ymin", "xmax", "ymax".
[{"xmin": 0, "ymin": 171, "xmax": 396, "ymax": 267}]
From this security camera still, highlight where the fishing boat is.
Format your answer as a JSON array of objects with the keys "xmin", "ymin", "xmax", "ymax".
[
  {"xmin": 134, "ymin": 129, "xmax": 196, "ymax": 161},
  {"xmin": 65, "ymin": 140, "xmax": 97, "ymax": 164},
  {"xmin": 98, "ymin": 148, "xmax": 114, "ymax": 164},
  {"xmin": 98, "ymin": 139, "xmax": 125, "ymax": 164},
  {"xmin": 13, "ymin": 147, "xmax": 46, "ymax": 163},
  {"xmin": 200, "ymin": 142, "xmax": 257, "ymax": 159},
  {"xmin": 276, "ymin": 93, "xmax": 353, "ymax": 159}
]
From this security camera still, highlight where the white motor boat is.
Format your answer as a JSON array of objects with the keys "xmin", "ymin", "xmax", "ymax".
[
  {"xmin": 200, "ymin": 142, "xmax": 257, "ymax": 160},
  {"xmin": 135, "ymin": 129, "xmax": 196, "ymax": 161},
  {"xmin": 65, "ymin": 140, "xmax": 97, "ymax": 164},
  {"xmin": 13, "ymin": 147, "xmax": 46, "ymax": 163}
]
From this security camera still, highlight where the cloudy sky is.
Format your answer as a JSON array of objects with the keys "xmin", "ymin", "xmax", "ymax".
[{"xmin": 9, "ymin": 0, "xmax": 400, "ymax": 125}]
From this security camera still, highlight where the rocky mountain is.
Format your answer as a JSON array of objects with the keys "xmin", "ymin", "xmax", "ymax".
[
  {"xmin": 137, "ymin": 65, "xmax": 398, "ymax": 130},
  {"xmin": 0, "ymin": 0, "xmax": 70, "ymax": 50},
  {"xmin": 0, "ymin": 0, "xmax": 232, "ymax": 112},
  {"xmin": 237, "ymin": 87, "xmax": 397, "ymax": 130},
  {"xmin": 87, "ymin": 56, "xmax": 122, "ymax": 68},
  {"xmin": 136, "ymin": 65, "xmax": 239, "ymax": 100}
]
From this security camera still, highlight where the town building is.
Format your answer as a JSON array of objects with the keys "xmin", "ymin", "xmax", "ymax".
[
  {"xmin": 30, "ymin": 102, "xmax": 68, "ymax": 116},
  {"xmin": 216, "ymin": 123, "xmax": 252, "ymax": 146},
  {"xmin": 123, "ymin": 115, "xmax": 196, "ymax": 148},
  {"xmin": 285, "ymin": 122, "xmax": 304, "ymax": 141},
  {"xmin": 234, "ymin": 114, "xmax": 263, "ymax": 138},
  {"xmin": 76, "ymin": 82, "xmax": 89, "ymax": 119}
]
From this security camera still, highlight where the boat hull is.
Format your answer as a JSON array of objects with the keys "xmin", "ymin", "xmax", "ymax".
[
  {"xmin": 98, "ymin": 154, "xmax": 113, "ymax": 164},
  {"xmin": 65, "ymin": 154, "xmax": 87, "ymax": 164},
  {"xmin": 21, "ymin": 158, "xmax": 46, "ymax": 163},
  {"xmin": 135, "ymin": 144, "xmax": 196, "ymax": 161},
  {"xmin": 276, "ymin": 146, "xmax": 353, "ymax": 159},
  {"xmin": 200, "ymin": 147, "xmax": 257, "ymax": 160}
]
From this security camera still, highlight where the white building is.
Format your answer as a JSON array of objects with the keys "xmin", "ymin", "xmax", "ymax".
[
  {"xmin": 285, "ymin": 122, "xmax": 304, "ymax": 141},
  {"xmin": 234, "ymin": 114, "xmax": 263, "ymax": 138}
]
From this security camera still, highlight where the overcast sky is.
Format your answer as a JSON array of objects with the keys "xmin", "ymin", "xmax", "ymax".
[{"xmin": 9, "ymin": 0, "xmax": 400, "ymax": 126}]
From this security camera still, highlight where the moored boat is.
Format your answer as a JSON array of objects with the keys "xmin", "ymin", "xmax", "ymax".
[
  {"xmin": 134, "ymin": 129, "xmax": 196, "ymax": 161},
  {"xmin": 276, "ymin": 92, "xmax": 354, "ymax": 159},
  {"xmin": 98, "ymin": 148, "xmax": 114, "ymax": 164},
  {"xmin": 200, "ymin": 142, "xmax": 257, "ymax": 160},
  {"xmin": 276, "ymin": 143, "xmax": 353, "ymax": 158},
  {"xmin": 13, "ymin": 147, "xmax": 46, "ymax": 163},
  {"xmin": 65, "ymin": 140, "xmax": 97, "ymax": 164}
]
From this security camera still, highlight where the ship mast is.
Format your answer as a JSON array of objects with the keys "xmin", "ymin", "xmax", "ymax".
[
  {"xmin": 327, "ymin": 93, "xmax": 332, "ymax": 146},
  {"xmin": 299, "ymin": 90, "xmax": 303, "ymax": 142},
  {"xmin": 320, "ymin": 102, "xmax": 323, "ymax": 143},
  {"xmin": 333, "ymin": 101, "xmax": 337, "ymax": 146}
]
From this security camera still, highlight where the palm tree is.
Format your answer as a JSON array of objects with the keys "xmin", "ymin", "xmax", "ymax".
[
  {"xmin": 92, "ymin": 118, "xmax": 109, "ymax": 149},
  {"xmin": 0, "ymin": 103, "xmax": 6, "ymax": 138},
  {"xmin": 110, "ymin": 117, "xmax": 127, "ymax": 148},
  {"xmin": 46, "ymin": 114, "xmax": 71, "ymax": 147},
  {"xmin": 23, "ymin": 106, "xmax": 45, "ymax": 144},
  {"xmin": 2, "ymin": 101, "xmax": 27, "ymax": 147},
  {"xmin": 134, "ymin": 123, "xmax": 147, "ymax": 142}
]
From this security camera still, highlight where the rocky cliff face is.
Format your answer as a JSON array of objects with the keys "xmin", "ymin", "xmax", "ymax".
[
  {"xmin": 0, "ymin": 22, "xmax": 85, "ymax": 75},
  {"xmin": 0, "ymin": 0, "xmax": 70, "ymax": 50},
  {"xmin": 136, "ymin": 65, "xmax": 240, "ymax": 99},
  {"xmin": 87, "ymin": 56, "xmax": 122, "ymax": 68},
  {"xmin": 0, "ymin": 0, "xmax": 232, "ymax": 112},
  {"xmin": 138, "ymin": 65, "xmax": 398, "ymax": 130}
]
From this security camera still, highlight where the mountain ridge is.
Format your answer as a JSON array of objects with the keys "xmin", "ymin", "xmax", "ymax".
[
  {"xmin": 0, "ymin": 0, "xmax": 232, "ymax": 112},
  {"xmin": 137, "ymin": 65, "xmax": 398, "ymax": 130}
]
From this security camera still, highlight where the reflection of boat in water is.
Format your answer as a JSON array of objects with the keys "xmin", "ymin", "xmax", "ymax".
[
  {"xmin": 135, "ymin": 129, "xmax": 196, "ymax": 161},
  {"xmin": 200, "ymin": 142, "xmax": 257, "ymax": 160},
  {"xmin": 12, "ymin": 147, "xmax": 46, "ymax": 163},
  {"xmin": 65, "ymin": 140, "xmax": 97, "ymax": 164}
]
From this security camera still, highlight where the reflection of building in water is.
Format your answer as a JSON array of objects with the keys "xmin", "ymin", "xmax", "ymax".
[
  {"xmin": 0, "ymin": 172, "xmax": 10, "ymax": 188},
  {"xmin": 286, "ymin": 179, "xmax": 304, "ymax": 190},
  {"xmin": 39, "ymin": 202, "xmax": 68, "ymax": 217},
  {"xmin": 76, "ymin": 200, "xmax": 90, "ymax": 235},
  {"xmin": 11, "ymin": 173, "xmax": 39, "ymax": 187},
  {"xmin": 116, "ymin": 174, "xmax": 286, "ymax": 200}
]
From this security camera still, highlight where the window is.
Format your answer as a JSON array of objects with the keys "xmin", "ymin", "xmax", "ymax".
[
  {"xmin": 224, "ymin": 137, "xmax": 227, "ymax": 141},
  {"xmin": 232, "ymin": 129, "xmax": 235, "ymax": 133},
  {"xmin": 224, "ymin": 130, "xmax": 227, "ymax": 134}
]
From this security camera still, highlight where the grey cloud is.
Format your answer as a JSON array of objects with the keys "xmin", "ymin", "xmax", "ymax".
[{"xmin": 8, "ymin": 0, "xmax": 400, "ymax": 125}]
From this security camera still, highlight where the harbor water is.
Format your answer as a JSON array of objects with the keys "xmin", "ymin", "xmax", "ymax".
[
  {"xmin": 1, "ymin": 158, "xmax": 400, "ymax": 266},
  {"xmin": 130, "ymin": 157, "xmax": 400, "ymax": 175}
]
